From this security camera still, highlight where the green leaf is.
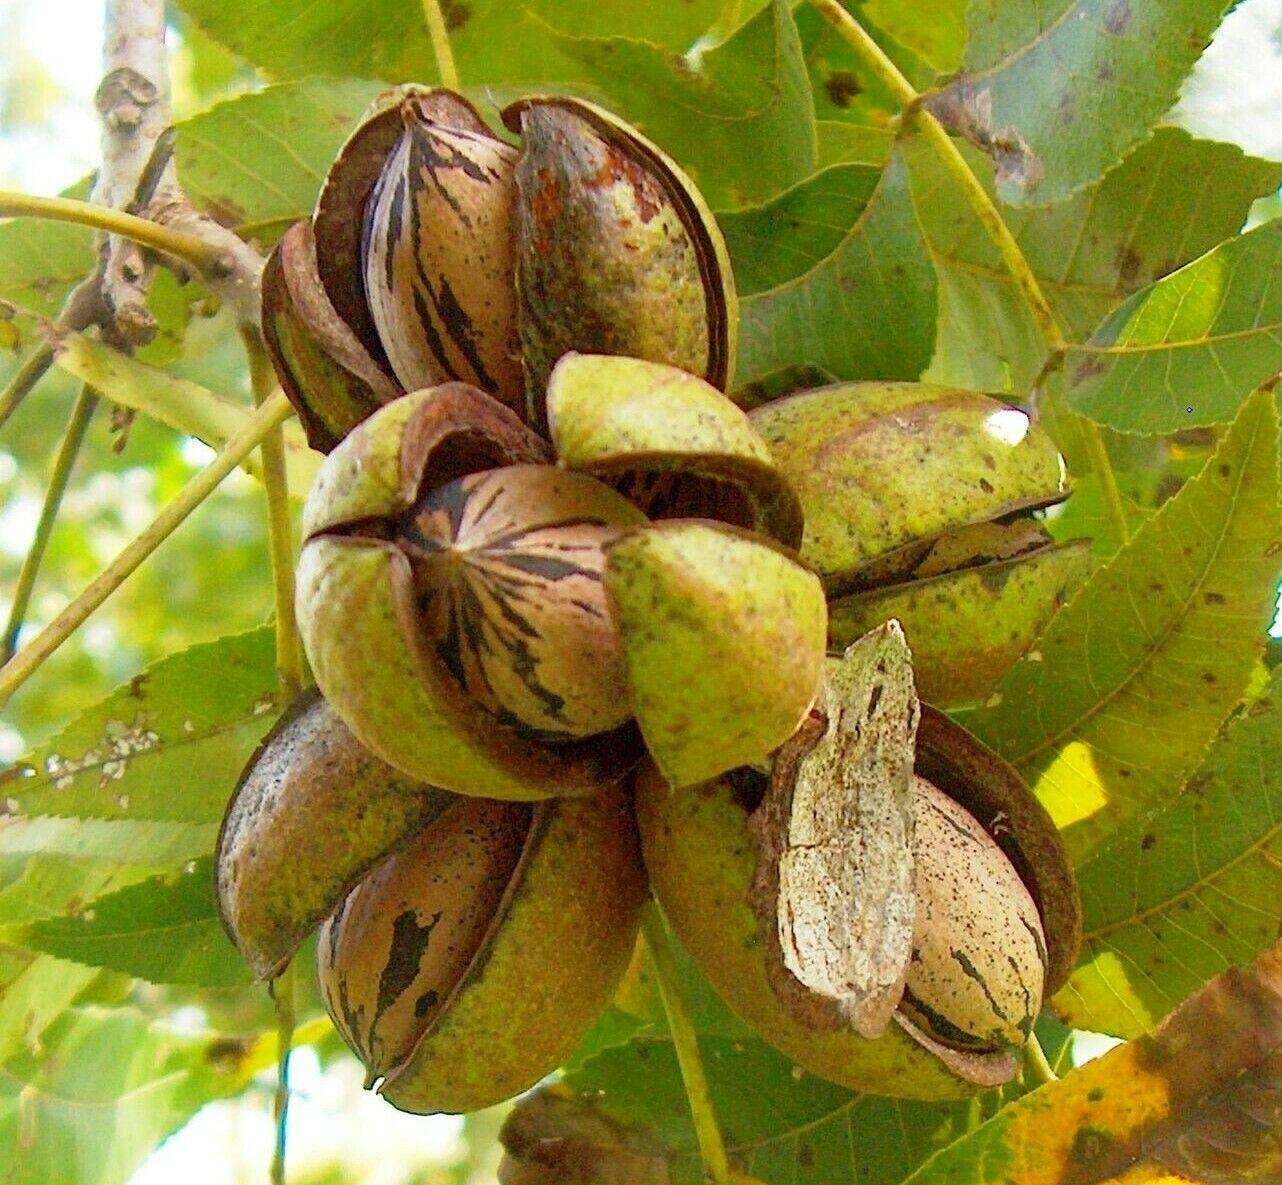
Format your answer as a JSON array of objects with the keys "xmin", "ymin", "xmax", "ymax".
[
  {"xmin": 930, "ymin": 0, "xmax": 1230, "ymax": 205},
  {"xmin": 962, "ymin": 387, "xmax": 1282, "ymax": 862},
  {"xmin": 797, "ymin": 3, "xmax": 932, "ymax": 129},
  {"xmin": 0, "ymin": 179, "xmax": 94, "ymax": 320},
  {"xmin": 0, "ymin": 1007, "xmax": 259, "ymax": 1185},
  {"xmin": 0, "ymin": 818, "xmax": 213, "ymax": 868},
  {"xmin": 734, "ymin": 149, "xmax": 936, "ymax": 389},
  {"xmin": 1056, "ymin": 670, "xmax": 1282, "ymax": 1038},
  {"xmin": 552, "ymin": 0, "xmax": 815, "ymax": 208},
  {"xmin": 863, "ymin": 0, "xmax": 968, "ymax": 73},
  {"xmin": 719, "ymin": 162, "xmax": 881, "ymax": 295},
  {"xmin": 816, "ymin": 120, "xmax": 895, "ymax": 168},
  {"xmin": 567, "ymin": 1035, "xmax": 968, "ymax": 1185},
  {"xmin": 2, "ymin": 856, "xmax": 249, "ymax": 987},
  {"xmin": 1067, "ymin": 221, "xmax": 1282, "ymax": 432},
  {"xmin": 0, "ymin": 853, "xmax": 163, "ymax": 926},
  {"xmin": 175, "ymin": 78, "xmax": 383, "ymax": 240},
  {"xmin": 904, "ymin": 945, "xmax": 1282, "ymax": 1184},
  {"xmin": 907, "ymin": 128, "xmax": 1282, "ymax": 395},
  {"xmin": 5, "ymin": 628, "xmax": 281, "ymax": 828},
  {"xmin": 1044, "ymin": 475, "xmax": 1154, "ymax": 561},
  {"xmin": 173, "ymin": 0, "xmax": 739, "ymax": 89},
  {"xmin": 0, "ymin": 952, "xmax": 98, "ymax": 1065}
]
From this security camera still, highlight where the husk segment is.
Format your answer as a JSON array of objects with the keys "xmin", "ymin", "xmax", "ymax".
[
  {"xmin": 828, "ymin": 540, "xmax": 1092, "ymax": 704},
  {"xmin": 603, "ymin": 520, "xmax": 826, "ymax": 788},
  {"xmin": 749, "ymin": 382, "xmax": 1070, "ymax": 588},
  {"xmin": 636, "ymin": 622, "xmax": 1081, "ymax": 1095},
  {"xmin": 750, "ymin": 382, "xmax": 1088, "ymax": 705},
  {"xmin": 502, "ymin": 95, "xmax": 737, "ymax": 430},
  {"xmin": 302, "ymin": 383, "xmax": 550, "ymax": 540},
  {"xmin": 215, "ymin": 689, "xmax": 454, "ymax": 979},
  {"xmin": 313, "ymin": 86, "xmax": 496, "ymax": 378},
  {"xmin": 635, "ymin": 761, "xmax": 972, "ymax": 1100},
  {"xmin": 749, "ymin": 623, "xmax": 919, "ymax": 1038},
  {"xmin": 261, "ymin": 220, "xmax": 402, "ymax": 452},
  {"xmin": 546, "ymin": 353, "xmax": 803, "ymax": 547},
  {"xmin": 371, "ymin": 782, "xmax": 647, "ymax": 1114}
]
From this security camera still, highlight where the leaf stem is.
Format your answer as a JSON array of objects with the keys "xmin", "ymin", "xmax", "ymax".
[
  {"xmin": 2, "ymin": 387, "xmax": 98, "ymax": 664},
  {"xmin": 270, "ymin": 959, "xmax": 297, "ymax": 1185},
  {"xmin": 806, "ymin": 0, "xmax": 1131, "ymax": 547},
  {"xmin": 0, "ymin": 390, "xmax": 294, "ymax": 706},
  {"xmin": 0, "ymin": 191, "xmax": 223, "ymax": 273},
  {"xmin": 641, "ymin": 901, "xmax": 732, "ymax": 1185},
  {"xmin": 421, "ymin": 0, "xmax": 461, "ymax": 90},
  {"xmin": 1024, "ymin": 1033, "xmax": 1059, "ymax": 1086},
  {"xmin": 807, "ymin": 2, "xmax": 1064, "ymax": 352},
  {"xmin": 242, "ymin": 330, "xmax": 303, "ymax": 697},
  {"xmin": 0, "ymin": 346, "xmax": 55, "ymax": 432},
  {"xmin": 1078, "ymin": 418, "xmax": 1131, "ymax": 546}
]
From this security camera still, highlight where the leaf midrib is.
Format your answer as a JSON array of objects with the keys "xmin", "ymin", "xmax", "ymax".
[{"xmin": 1010, "ymin": 397, "xmax": 1269, "ymax": 766}]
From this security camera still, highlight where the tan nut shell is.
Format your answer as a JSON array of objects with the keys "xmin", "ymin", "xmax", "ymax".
[
  {"xmin": 363, "ymin": 98, "xmax": 525, "ymax": 415},
  {"xmin": 314, "ymin": 87, "xmax": 495, "ymax": 377},
  {"xmin": 320, "ymin": 796, "xmax": 530, "ymax": 1075},
  {"xmin": 216, "ymin": 689, "xmax": 453, "ymax": 980},
  {"xmin": 901, "ymin": 777, "xmax": 1046, "ymax": 1054},
  {"xmin": 320, "ymin": 782, "xmax": 646, "ymax": 1115},
  {"xmin": 298, "ymin": 387, "xmax": 639, "ymax": 799},
  {"xmin": 401, "ymin": 465, "xmax": 645, "ymax": 740},
  {"xmin": 504, "ymin": 96, "xmax": 737, "ymax": 430}
]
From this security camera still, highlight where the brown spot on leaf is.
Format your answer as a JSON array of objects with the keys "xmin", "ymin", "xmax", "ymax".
[
  {"xmin": 1106, "ymin": 0, "xmax": 1131, "ymax": 35},
  {"xmin": 824, "ymin": 70, "xmax": 863, "ymax": 109},
  {"xmin": 1070, "ymin": 1125, "xmax": 1117, "ymax": 1171},
  {"xmin": 441, "ymin": 0, "xmax": 470, "ymax": 30},
  {"xmin": 1073, "ymin": 356, "xmax": 1106, "ymax": 384},
  {"xmin": 1117, "ymin": 247, "xmax": 1142, "ymax": 291}
]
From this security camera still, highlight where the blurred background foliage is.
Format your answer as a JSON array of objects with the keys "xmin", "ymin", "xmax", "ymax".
[{"xmin": 0, "ymin": 4, "xmax": 269, "ymax": 761}]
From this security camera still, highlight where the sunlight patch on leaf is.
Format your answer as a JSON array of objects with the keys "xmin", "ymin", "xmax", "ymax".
[
  {"xmin": 963, "ymin": 388, "xmax": 1282, "ymax": 862},
  {"xmin": 1056, "ymin": 670, "xmax": 1282, "ymax": 1038},
  {"xmin": 1068, "ymin": 221, "xmax": 1282, "ymax": 432}
]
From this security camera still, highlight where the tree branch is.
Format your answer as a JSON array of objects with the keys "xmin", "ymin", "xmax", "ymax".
[{"xmin": 94, "ymin": 0, "xmax": 174, "ymax": 348}]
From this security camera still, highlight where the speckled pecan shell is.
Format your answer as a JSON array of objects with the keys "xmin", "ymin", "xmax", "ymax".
[
  {"xmin": 319, "ymin": 781, "xmax": 646, "ymax": 1115},
  {"xmin": 502, "ymin": 95, "xmax": 737, "ymax": 431}
]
